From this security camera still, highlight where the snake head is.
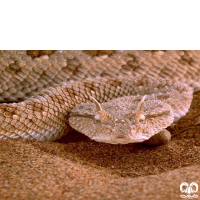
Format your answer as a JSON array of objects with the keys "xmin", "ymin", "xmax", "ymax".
[{"xmin": 69, "ymin": 95, "xmax": 174, "ymax": 144}]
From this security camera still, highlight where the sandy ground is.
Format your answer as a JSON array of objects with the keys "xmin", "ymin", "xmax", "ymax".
[{"xmin": 0, "ymin": 91, "xmax": 200, "ymax": 200}]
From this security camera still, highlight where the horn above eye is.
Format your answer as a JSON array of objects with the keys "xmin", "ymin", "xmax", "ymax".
[
  {"xmin": 136, "ymin": 95, "xmax": 146, "ymax": 112},
  {"xmin": 90, "ymin": 96, "xmax": 103, "ymax": 112}
]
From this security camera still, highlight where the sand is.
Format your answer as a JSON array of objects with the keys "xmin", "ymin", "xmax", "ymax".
[{"xmin": 0, "ymin": 92, "xmax": 200, "ymax": 200}]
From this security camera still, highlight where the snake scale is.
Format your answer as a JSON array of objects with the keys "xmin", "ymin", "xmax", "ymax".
[{"xmin": 0, "ymin": 50, "xmax": 199, "ymax": 145}]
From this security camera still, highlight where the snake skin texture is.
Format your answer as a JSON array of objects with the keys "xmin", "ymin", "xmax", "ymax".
[{"xmin": 0, "ymin": 50, "xmax": 199, "ymax": 143}]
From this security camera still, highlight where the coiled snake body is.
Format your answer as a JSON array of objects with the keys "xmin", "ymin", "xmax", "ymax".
[{"xmin": 0, "ymin": 50, "xmax": 199, "ymax": 145}]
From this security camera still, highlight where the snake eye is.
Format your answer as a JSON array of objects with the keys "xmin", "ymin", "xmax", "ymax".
[
  {"xmin": 139, "ymin": 114, "xmax": 145, "ymax": 121},
  {"xmin": 94, "ymin": 114, "xmax": 101, "ymax": 121}
]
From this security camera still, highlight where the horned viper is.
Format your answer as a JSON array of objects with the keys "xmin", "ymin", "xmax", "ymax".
[{"xmin": 0, "ymin": 50, "xmax": 199, "ymax": 145}]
